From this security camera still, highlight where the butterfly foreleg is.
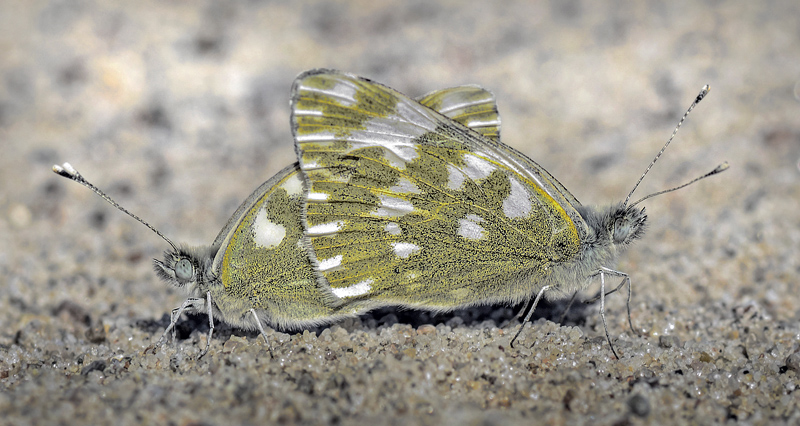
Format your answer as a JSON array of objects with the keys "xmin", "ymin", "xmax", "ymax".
[
  {"xmin": 586, "ymin": 267, "xmax": 638, "ymax": 359},
  {"xmin": 195, "ymin": 291, "xmax": 216, "ymax": 359},
  {"xmin": 506, "ymin": 295, "xmax": 533, "ymax": 328},
  {"xmin": 157, "ymin": 296, "xmax": 205, "ymax": 347},
  {"xmin": 249, "ymin": 309, "xmax": 272, "ymax": 357},
  {"xmin": 509, "ymin": 285, "xmax": 550, "ymax": 348},
  {"xmin": 587, "ymin": 267, "xmax": 636, "ymax": 336},
  {"xmin": 157, "ymin": 292, "xmax": 216, "ymax": 359}
]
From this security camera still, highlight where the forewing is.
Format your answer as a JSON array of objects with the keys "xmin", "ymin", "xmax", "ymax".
[
  {"xmin": 212, "ymin": 164, "xmax": 344, "ymax": 328},
  {"xmin": 291, "ymin": 70, "xmax": 581, "ymax": 309}
]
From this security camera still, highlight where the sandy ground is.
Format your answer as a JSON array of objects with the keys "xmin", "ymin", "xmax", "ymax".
[{"xmin": 2, "ymin": 1, "xmax": 799, "ymax": 424}]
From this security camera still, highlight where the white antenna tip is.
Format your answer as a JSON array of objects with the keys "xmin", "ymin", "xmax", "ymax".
[
  {"xmin": 52, "ymin": 162, "xmax": 78, "ymax": 177},
  {"xmin": 695, "ymin": 85, "xmax": 711, "ymax": 104}
]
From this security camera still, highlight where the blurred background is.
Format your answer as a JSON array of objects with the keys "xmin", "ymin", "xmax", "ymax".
[
  {"xmin": 5, "ymin": 0, "xmax": 797, "ymax": 321},
  {"xmin": 1, "ymin": 0, "xmax": 798, "ymax": 422}
]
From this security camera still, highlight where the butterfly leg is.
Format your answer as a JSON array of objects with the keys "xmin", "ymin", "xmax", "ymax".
[
  {"xmin": 597, "ymin": 270, "xmax": 620, "ymax": 359},
  {"xmin": 506, "ymin": 296, "xmax": 533, "ymax": 327},
  {"xmin": 555, "ymin": 290, "xmax": 581, "ymax": 325},
  {"xmin": 196, "ymin": 291, "xmax": 215, "ymax": 359},
  {"xmin": 586, "ymin": 267, "xmax": 635, "ymax": 335},
  {"xmin": 588, "ymin": 267, "xmax": 636, "ymax": 359},
  {"xmin": 584, "ymin": 276, "xmax": 628, "ymax": 301},
  {"xmin": 249, "ymin": 309, "xmax": 273, "ymax": 356},
  {"xmin": 510, "ymin": 285, "xmax": 550, "ymax": 348},
  {"xmin": 157, "ymin": 296, "xmax": 204, "ymax": 348}
]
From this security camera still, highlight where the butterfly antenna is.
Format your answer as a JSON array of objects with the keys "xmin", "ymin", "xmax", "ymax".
[
  {"xmin": 630, "ymin": 162, "xmax": 728, "ymax": 207},
  {"xmin": 52, "ymin": 162, "xmax": 179, "ymax": 252},
  {"xmin": 623, "ymin": 85, "xmax": 711, "ymax": 208}
]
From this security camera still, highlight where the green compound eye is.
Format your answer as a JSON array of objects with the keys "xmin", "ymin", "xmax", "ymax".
[{"xmin": 175, "ymin": 258, "xmax": 193, "ymax": 282}]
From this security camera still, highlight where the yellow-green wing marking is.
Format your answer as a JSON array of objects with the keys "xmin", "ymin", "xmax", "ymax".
[
  {"xmin": 292, "ymin": 70, "xmax": 581, "ymax": 309},
  {"xmin": 212, "ymin": 164, "xmax": 350, "ymax": 329}
]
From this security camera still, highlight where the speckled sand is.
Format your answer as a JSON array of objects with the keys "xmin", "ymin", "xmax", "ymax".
[{"xmin": 2, "ymin": 1, "xmax": 799, "ymax": 424}]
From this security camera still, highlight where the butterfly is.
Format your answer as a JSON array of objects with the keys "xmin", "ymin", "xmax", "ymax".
[
  {"xmin": 53, "ymin": 83, "xmax": 505, "ymax": 357},
  {"xmin": 291, "ymin": 69, "xmax": 726, "ymax": 358}
]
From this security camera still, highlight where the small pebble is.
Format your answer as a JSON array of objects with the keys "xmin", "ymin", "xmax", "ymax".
[{"xmin": 627, "ymin": 393, "xmax": 650, "ymax": 417}]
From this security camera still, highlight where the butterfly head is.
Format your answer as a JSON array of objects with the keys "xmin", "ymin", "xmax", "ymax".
[
  {"xmin": 582, "ymin": 84, "xmax": 727, "ymax": 253},
  {"xmin": 580, "ymin": 203, "xmax": 648, "ymax": 250},
  {"xmin": 610, "ymin": 204, "xmax": 648, "ymax": 246},
  {"xmin": 154, "ymin": 246, "xmax": 217, "ymax": 293}
]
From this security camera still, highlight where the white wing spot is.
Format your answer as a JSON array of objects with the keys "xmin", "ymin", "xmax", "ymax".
[
  {"xmin": 381, "ymin": 146, "xmax": 415, "ymax": 170},
  {"xmin": 292, "ymin": 108, "xmax": 324, "ymax": 117},
  {"xmin": 307, "ymin": 220, "xmax": 345, "ymax": 236},
  {"xmin": 346, "ymin": 123, "xmax": 422, "ymax": 170},
  {"xmin": 307, "ymin": 192, "xmax": 329, "ymax": 202},
  {"xmin": 373, "ymin": 195, "xmax": 414, "ymax": 217},
  {"xmin": 446, "ymin": 164, "xmax": 466, "ymax": 190},
  {"xmin": 318, "ymin": 254, "xmax": 343, "ymax": 272},
  {"xmin": 457, "ymin": 214, "xmax": 486, "ymax": 240},
  {"xmin": 301, "ymin": 159, "xmax": 320, "ymax": 169},
  {"xmin": 281, "ymin": 173, "xmax": 304, "ymax": 196},
  {"xmin": 503, "ymin": 177, "xmax": 533, "ymax": 218},
  {"xmin": 462, "ymin": 154, "xmax": 496, "ymax": 181},
  {"xmin": 295, "ymin": 130, "xmax": 336, "ymax": 143},
  {"xmin": 332, "ymin": 278, "xmax": 373, "ymax": 298},
  {"xmin": 396, "ymin": 100, "xmax": 438, "ymax": 132},
  {"xmin": 384, "ymin": 222, "xmax": 402, "ymax": 235},
  {"xmin": 389, "ymin": 177, "xmax": 421, "ymax": 194},
  {"xmin": 252, "ymin": 208, "xmax": 286, "ymax": 249},
  {"xmin": 392, "ymin": 242, "xmax": 421, "ymax": 259},
  {"xmin": 331, "ymin": 82, "xmax": 358, "ymax": 106}
]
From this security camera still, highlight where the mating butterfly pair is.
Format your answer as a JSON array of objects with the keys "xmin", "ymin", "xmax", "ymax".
[{"xmin": 55, "ymin": 70, "xmax": 724, "ymax": 358}]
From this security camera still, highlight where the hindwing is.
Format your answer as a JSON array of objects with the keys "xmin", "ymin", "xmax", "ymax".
[{"xmin": 292, "ymin": 70, "xmax": 582, "ymax": 309}]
